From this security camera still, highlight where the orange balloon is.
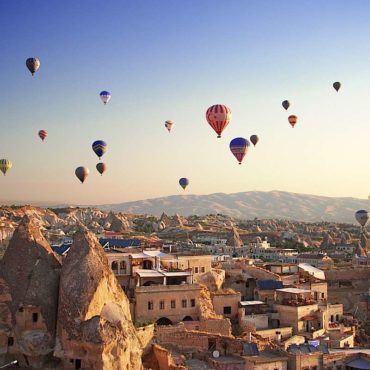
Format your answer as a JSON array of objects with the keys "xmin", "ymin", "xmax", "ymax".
[{"xmin": 288, "ymin": 115, "xmax": 298, "ymax": 128}]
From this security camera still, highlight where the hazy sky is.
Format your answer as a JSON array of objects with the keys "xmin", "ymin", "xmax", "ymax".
[{"xmin": 0, "ymin": 0, "xmax": 369, "ymax": 205}]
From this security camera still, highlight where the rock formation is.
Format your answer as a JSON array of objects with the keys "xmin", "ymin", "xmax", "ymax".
[
  {"xmin": 196, "ymin": 269, "xmax": 225, "ymax": 292},
  {"xmin": 54, "ymin": 228, "xmax": 142, "ymax": 370},
  {"xmin": 0, "ymin": 216, "xmax": 62, "ymax": 368},
  {"xmin": 227, "ymin": 226, "xmax": 243, "ymax": 247}
]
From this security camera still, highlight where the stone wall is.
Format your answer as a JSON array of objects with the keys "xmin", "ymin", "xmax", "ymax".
[
  {"xmin": 136, "ymin": 324, "xmax": 155, "ymax": 354},
  {"xmin": 255, "ymin": 327, "xmax": 293, "ymax": 341}
]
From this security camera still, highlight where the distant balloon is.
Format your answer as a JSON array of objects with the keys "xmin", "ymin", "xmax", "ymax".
[
  {"xmin": 179, "ymin": 177, "xmax": 189, "ymax": 190},
  {"xmin": 282, "ymin": 100, "xmax": 290, "ymax": 110},
  {"xmin": 26, "ymin": 58, "xmax": 40, "ymax": 76},
  {"xmin": 206, "ymin": 104, "xmax": 232, "ymax": 138},
  {"xmin": 355, "ymin": 210, "xmax": 369, "ymax": 227},
  {"xmin": 99, "ymin": 91, "xmax": 111, "ymax": 105},
  {"xmin": 250, "ymin": 135, "xmax": 259, "ymax": 146},
  {"xmin": 368, "ymin": 195, "xmax": 370, "ymax": 201},
  {"xmin": 165, "ymin": 120, "xmax": 174, "ymax": 133},
  {"xmin": 92, "ymin": 140, "xmax": 107, "ymax": 159},
  {"xmin": 0, "ymin": 159, "xmax": 12, "ymax": 176},
  {"xmin": 230, "ymin": 137, "xmax": 250, "ymax": 165},
  {"xmin": 38, "ymin": 130, "xmax": 48, "ymax": 142},
  {"xmin": 75, "ymin": 166, "xmax": 89, "ymax": 184},
  {"xmin": 288, "ymin": 115, "xmax": 298, "ymax": 128},
  {"xmin": 96, "ymin": 162, "xmax": 107, "ymax": 176},
  {"xmin": 333, "ymin": 82, "xmax": 341, "ymax": 92}
]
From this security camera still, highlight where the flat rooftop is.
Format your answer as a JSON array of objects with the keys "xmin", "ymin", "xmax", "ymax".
[{"xmin": 276, "ymin": 288, "xmax": 311, "ymax": 294}]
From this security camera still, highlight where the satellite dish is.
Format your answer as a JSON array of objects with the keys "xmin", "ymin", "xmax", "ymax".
[{"xmin": 213, "ymin": 350, "xmax": 220, "ymax": 358}]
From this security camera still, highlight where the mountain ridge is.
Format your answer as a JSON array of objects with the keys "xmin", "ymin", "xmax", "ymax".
[{"xmin": 94, "ymin": 190, "xmax": 369, "ymax": 223}]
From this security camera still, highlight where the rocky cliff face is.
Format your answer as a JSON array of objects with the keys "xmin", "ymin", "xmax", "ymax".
[
  {"xmin": 0, "ymin": 216, "xmax": 61, "ymax": 366},
  {"xmin": 55, "ymin": 228, "xmax": 142, "ymax": 370}
]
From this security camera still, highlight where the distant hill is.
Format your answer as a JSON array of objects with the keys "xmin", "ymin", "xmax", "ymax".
[{"xmin": 95, "ymin": 190, "xmax": 369, "ymax": 223}]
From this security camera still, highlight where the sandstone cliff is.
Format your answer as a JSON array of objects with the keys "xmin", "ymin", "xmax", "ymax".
[{"xmin": 55, "ymin": 228, "xmax": 142, "ymax": 370}]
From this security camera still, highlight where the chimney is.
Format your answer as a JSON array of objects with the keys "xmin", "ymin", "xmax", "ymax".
[{"xmin": 276, "ymin": 331, "xmax": 282, "ymax": 343}]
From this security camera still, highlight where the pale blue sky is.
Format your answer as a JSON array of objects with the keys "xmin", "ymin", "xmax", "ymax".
[{"xmin": 0, "ymin": 0, "xmax": 369, "ymax": 204}]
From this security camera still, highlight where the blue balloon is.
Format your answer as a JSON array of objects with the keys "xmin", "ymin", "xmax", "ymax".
[
  {"xmin": 179, "ymin": 177, "xmax": 189, "ymax": 190},
  {"xmin": 92, "ymin": 140, "xmax": 107, "ymax": 159},
  {"xmin": 229, "ymin": 137, "xmax": 250, "ymax": 164}
]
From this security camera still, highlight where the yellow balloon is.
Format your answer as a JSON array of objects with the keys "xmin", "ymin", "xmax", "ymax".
[{"xmin": 0, "ymin": 159, "xmax": 12, "ymax": 176}]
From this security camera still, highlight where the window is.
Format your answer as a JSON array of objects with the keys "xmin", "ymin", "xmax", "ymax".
[
  {"xmin": 223, "ymin": 306, "xmax": 232, "ymax": 315},
  {"xmin": 336, "ymin": 314, "xmax": 339, "ymax": 322},
  {"xmin": 201, "ymin": 267, "xmax": 205, "ymax": 273},
  {"xmin": 32, "ymin": 313, "xmax": 38, "ymax": 323},
  {"xmin": 119, "ymin": 261, "xmax": 126, "ymax": 270},
  {"xmin": 194, "ymin": 267, "xmax": 199, "ymax": 273},
  {"xmin": 330, "ymin": 315, "xmax": 334, "ymax": 322},
  {"xmin": 148, "ymin": 301, "xmax": 153, "ymax": 310},
  {"xmin": 191, "ymin": 299, "xmax": 195, "ymax": 307},
  {"xmin": 8, "ymin": 337, "xmax": 14, "ymax": 346},
  {"xmin": 160, "ymin": 300, "xmax": 165, "ymax": 310},
  {"xmin": 322, "ymin": 293, "xmax": 325, "ymax": 298},
  {"xmin": 111, "ymin": 261, "xmax": 118, "ymax": 271},
  {"xmin": 171, "ymin": 300, "xmax": 176, "ymax": 309},
  {"xmin": 182, "ymin": 299, "xmax": 187, "ymax": 308}
]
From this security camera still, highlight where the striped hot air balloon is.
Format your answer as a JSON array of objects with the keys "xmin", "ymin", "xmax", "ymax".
[
  {"xmin": 38, "ymin": 130, "xmax": 48, "ymax": 142},
  {"xmin": 230, "ymin": 137, "xmax": 250, "ymax": 164},
  {"xmin": 206, "ymin": 104, "xmax": 231, "ymax": 138},
  {"xmin": 0, "ymin": 159, "xmax": 12, "ymax": 175},
  {"xmin": 92, "ymin": 140, "xmax": 107, "ymax": 159},
  {"xmin": 165, "ymin": 120, "xmax": 174, "ymax": 133}
]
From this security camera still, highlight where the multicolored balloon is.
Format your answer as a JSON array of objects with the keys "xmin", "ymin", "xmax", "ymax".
[
  {"xmin": 96, "ymin": 162, "xmax": 107, "ymax": 176},
  {"xmin": 206, "ymin": 104, "xmax": 231, "ymax": 138},
  {"xmin": 288, "ymin": 115, "xmax": 298, "ymax": 128},
  {"xmin": 355, "ymin": 210, "xmax": 369, "ymax": 227},
  {"xmin": 75, "ymin": 166, "xmax": 89, "ymax": 184},
  {"xmin": 100, "ymin": 91, "xmax": 111, "ymax": 105},
  {"xmin": 92, "ymin": 140, "xmax": 107, "ymax": 159},
  {"xmin": 26, "ymin": 58, "xmax": 40, "ymax": 76},
  {"xmin": 0, "ymin": 159, "xmax": 12, "ymax": 176},
  {"xmin": 179, "ymin": 178, "xmax": 189, "ymax": 190},
  {"xmin": 282, "ymin": 100, "xmax": 290, "ymax": 110},
  {"xmin": 38, "ymin": 130, "xmax": 48, "ymax": 142},
  {"xmin": 230, "ymin": 137, "xmax": 250, "ymax": 165},
  {"xmin": 165, "ymin": 120, "xmax": 174, "ymax": 133},
  {"xmin": 333, "ymin": 82, "xmax": 341, "ymax": 92},
  {"xmin": 250, "ymin": 135, "xmax": 259, "ymax": 147}
]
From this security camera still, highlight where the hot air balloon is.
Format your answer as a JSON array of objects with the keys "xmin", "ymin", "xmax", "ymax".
[
  {"xmin": 75, "ymin": 166, "xmax": 89, "ymax": 184},
  {"xmin": 288, "ymin": 115, "xmax": 298, "ymax": 128},
  {"xmin": 38, "ymin": 130, "xmax": 47, "ymax": 142},
  {"xmin": 250, "ymin": 135, "xmax": 259, "ymax": 146},
  {"xmin": 165, "ymin": 120, "xmax": 174, "ymax": 133},
  {"xmin": 0, "ymin": 159, "xmax": 12, "ymax": 176},
  {"xmin": 26, "ymin": 58, "xmax": 40, "ymax": 76},
  {"xmin": 92, "ymin": 140, "xmax": 107, "ymax": 159},
  {"xmin": 333, "ymin": 82, "xmax": 341, "ymax": 92},
  {"xmin": 96, "ymin": 162, "xmax": 107, "ymax": 176},
  {"xmin": 282, "ymin": 100, "xmax": 290, "ymax": 110},
  {"xmin": 100, "ymin": 91, "xmax": 111, "ymax": 105},
  {"xmin": 206, "ymin": 104, "xmax": 231, "ymax": 138},
  {"xmin": 230, "ymin": 137, "xmax": 250, "ymax": 165},
  {"xmin": 355, "ymin": 210, "xmax": 369, "ymax": 227},
  {"xmin": 179, "ymin": 178, "xmax": 189, "ymax": 190},
  {"xmin": 368, "ymin": 195, "xmax": 370, "ymax": 201}
]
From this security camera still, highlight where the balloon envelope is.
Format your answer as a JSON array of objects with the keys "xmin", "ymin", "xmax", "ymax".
[
  {"xmin": 26, "ymin": 58, "xmax": 40, "ymax": 75},
  {"xmin": 230, "ymin": 137, "xmax": 250, "ymax": 164},
  {"xmin": 333, "ymin": 82, "xmax": 341, "ymax": 92},
  {"xmin": 282, "ymin": 100, "xmax": 290, "ymax": 110},
  {"xmin": 355, "ymin": 210, "xmax": 369, "ymax": 227},
  {"xmin": 288, "ymin": 115, "xmax": 298, "ymax": 128},
  {"xmin": 38, "ymin": 130, "xmax": 47, "ymax": 141},
  {"xmin": 0, "ymin": 159, "xmax": 12, "ymax": 175},
  {"xmin": 75, "ymin": 167, "xmax": 89, "ymax": 183},
  {"xmin": 179, "ymin": 177, "xmax": 189, "ymax": 190},
  {"xmin": 250, "ymin": 135, "xmax": 259, "ymax": 146},
  {"xmin": 100, "ymin": 91, "xmax": 111, "ymax": 104},
  {"xmin": 96, "ymin": 162, "xmax": 107, "ymax": 175},
  {"xmin": 92, "ymin": 140, "xmax": 107, "ymax": 159},
  {"xmin": 206, "ymin": 104, "xmax": 231, "ymax": 138},
  {"xmin": 165, "ymin": 120, "xmax": 174, "ymax": 132}
]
